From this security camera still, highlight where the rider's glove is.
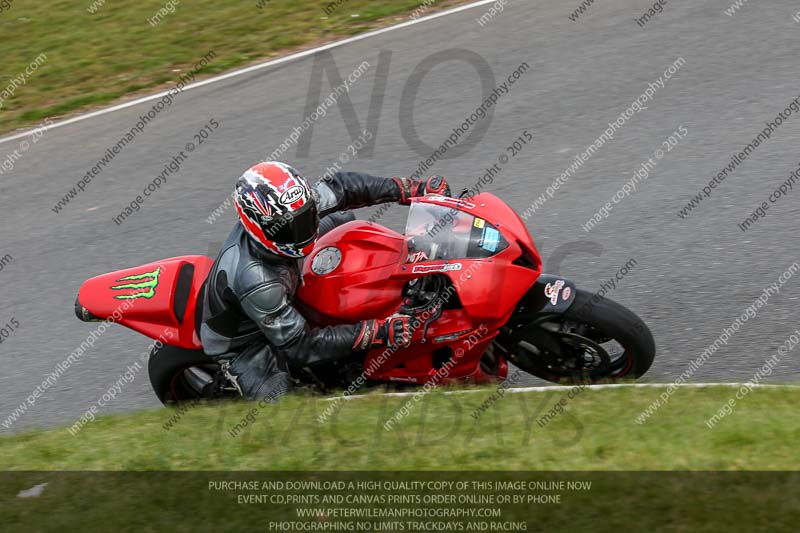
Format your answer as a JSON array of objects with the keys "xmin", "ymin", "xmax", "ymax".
[
  {"xmin": 393, "ymin": 175, "xmax": 451, "ymax": 205},
  {"xmin": 353, "ymin": 315, "xmax": 414, "ymax": 351}
]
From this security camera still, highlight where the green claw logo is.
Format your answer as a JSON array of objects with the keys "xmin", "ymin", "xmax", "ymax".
[{"xmin": 111, "ymin": 266, "xmax": 162, "ymax": 300}]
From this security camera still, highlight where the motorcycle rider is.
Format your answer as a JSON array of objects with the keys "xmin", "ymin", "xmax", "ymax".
[{"xmin": 200, "ymin": 161, "xmax": 451, "ymax": 400}]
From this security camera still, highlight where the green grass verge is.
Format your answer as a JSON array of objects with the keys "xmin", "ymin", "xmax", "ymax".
[
  {"xmin": 2, "ymin": 385, "xmax": 798, "ymax": 470},
  {"xmin": 0, "ymin": 0, "xmax": 456, "ymax": 134},
  {"xmin": 3, "ymin": 386, "xmax": 799, "ymax": 531}
]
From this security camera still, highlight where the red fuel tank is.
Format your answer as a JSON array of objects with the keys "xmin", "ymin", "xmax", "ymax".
[{"xmin": 296, "ymin": 221, "xmax": 408, "ymax": 324}]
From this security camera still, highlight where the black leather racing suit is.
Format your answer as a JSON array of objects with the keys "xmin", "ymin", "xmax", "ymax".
[{"xmin": 199, "ymin": 171, "xmax": 401, "ymax": 400}]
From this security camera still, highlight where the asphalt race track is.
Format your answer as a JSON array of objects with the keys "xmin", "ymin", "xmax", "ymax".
[{"xmin": 2, "ymin": 0, "xmax": 799, "ymax": 432}]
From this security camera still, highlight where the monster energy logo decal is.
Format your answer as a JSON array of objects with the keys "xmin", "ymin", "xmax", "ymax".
[{"xmin": 110, "ymin": 266, "xmax": 162, "ymax": 300}]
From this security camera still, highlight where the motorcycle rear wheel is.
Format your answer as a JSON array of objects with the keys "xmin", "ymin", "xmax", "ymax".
[
  {"xmin": 148, "ymin": 344, "xmax": 224, "ymax": 404},
  {"xmin": 503, "ymin": 289, "xmax": 655, "ymax": 383}
]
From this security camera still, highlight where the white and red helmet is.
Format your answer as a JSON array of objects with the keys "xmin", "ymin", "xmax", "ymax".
[{"xmin": 233, "ymin": 162, "xmax": 319, "ymax": 258}]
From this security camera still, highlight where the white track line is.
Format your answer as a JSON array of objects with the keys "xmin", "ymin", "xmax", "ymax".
[
  {"xmin": 0, "ymin": 0, "xmax": 498, "ymax": 146},
  {"xmin": 323, "ymin": 383, "xmax": 800, "ymax": 402}
]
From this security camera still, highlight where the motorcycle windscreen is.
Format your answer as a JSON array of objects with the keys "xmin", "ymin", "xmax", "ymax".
[{"xmin": 403, "ymin": 202, "xmax": 509, "ymax": 263}]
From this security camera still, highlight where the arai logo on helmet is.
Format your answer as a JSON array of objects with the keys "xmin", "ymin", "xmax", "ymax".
[{"xmin": 279, "ymin": 186, "xmax": 304, "ymax": 205}]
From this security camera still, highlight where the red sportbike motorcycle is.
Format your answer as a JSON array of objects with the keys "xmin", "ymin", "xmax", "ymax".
[{"xmin": 75, "ymin": 193, "xmax": 655, "ymax": 403}]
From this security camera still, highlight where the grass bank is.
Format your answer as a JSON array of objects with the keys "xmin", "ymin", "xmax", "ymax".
[
  {"xmin": 1, "ymin": 385, "xmax": 798, "ymax": 470},
  {"xmin": 3, "ymin": 385, "xmax": 799, "ymax": 531}
]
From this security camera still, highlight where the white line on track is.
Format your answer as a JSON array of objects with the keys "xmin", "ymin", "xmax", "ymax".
[
  {"xmin": 323, "ymin": 382, "xmax": 800, "ymax": 401},
  {"xmin": 0, "ymin": 0, "xmax": 498, "ymax": 146}
]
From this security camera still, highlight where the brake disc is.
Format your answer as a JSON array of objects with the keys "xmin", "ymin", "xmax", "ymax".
[{"xmin": 549, "ymin": 331, "xmax": 612, "ymax": 375}]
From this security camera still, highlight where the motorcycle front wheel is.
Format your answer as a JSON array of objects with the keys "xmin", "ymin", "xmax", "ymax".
[{"xmin": 500, "ymin": 289, "xmax": 655, "ymax": 383}]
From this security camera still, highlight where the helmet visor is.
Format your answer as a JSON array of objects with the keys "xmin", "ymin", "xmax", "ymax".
[{"xmin": 265, "ymin": 202, "xmax": 319, "ymax": 246}]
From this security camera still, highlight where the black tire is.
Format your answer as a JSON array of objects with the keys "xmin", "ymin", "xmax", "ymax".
[
  {"xmin": 148, "ymin": 344, "xmax": 216, "ymax": 404},
  {"xmin": 508, "ymin": 289, "xmax": 655, "ymax": 383},
  {"xmin": 564, "ymin": 289, "xmax": 655, "ymax": 377}
]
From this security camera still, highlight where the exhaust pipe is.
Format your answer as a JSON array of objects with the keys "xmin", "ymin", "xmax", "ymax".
[{"xmin": 74, "ymin": 297, "xmax": 103, "ymax": 322}]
